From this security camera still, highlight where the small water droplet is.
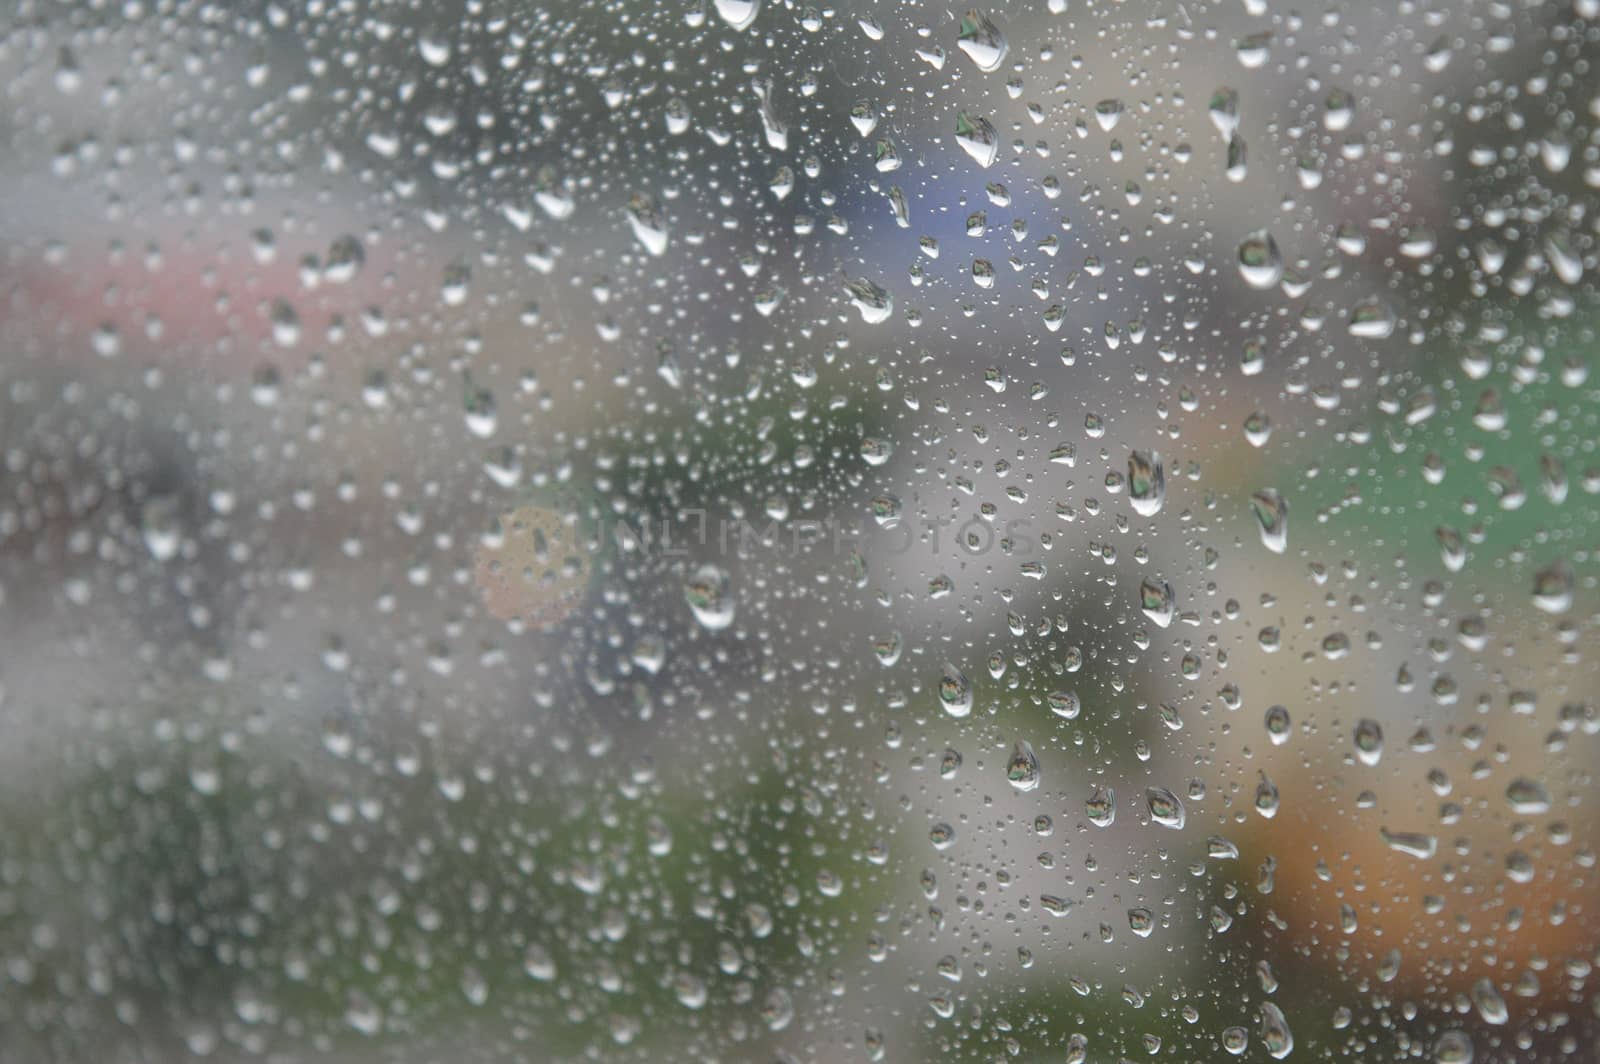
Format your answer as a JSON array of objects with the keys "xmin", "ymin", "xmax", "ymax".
[
  {"xmin": 1250, "ymin": 488, "xmax": 1289, "ymax": 553},
  {"xmin": 1139, "ymin": 578, "xmax": 1175, "ymax": 628},
  {"xmin": 1087, "ymin": 785, "xmax": 1117, "ymax": 827},
  {"xmin": 1433, "ymin": 1030, "xmax": 1474, "ymax": 1064},
  {"xmin": 1259, "ymin": 1002, "xmax": 1293, "ymax": 1059}
]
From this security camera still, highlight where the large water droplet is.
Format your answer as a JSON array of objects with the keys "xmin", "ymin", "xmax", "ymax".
[
  {"xmin": 955, "ymin": 112, "xmax": 999, "ymax": 168},
  {"xmin": 713, "ymin": 0, "xmax": 760, "ymax": 31},
  {"xmin": 1258, "ymin": 1002, "xmax": 1294, "ymax": 1060},
  {"xmin": 1005, "ymin": 741, "xmax": 1039, "ymax": 791},
  {"xmin": 938, "ymin": 664, "xmax": 973, "ymax": 718},
  {"xmin": 1237, "ymin": 231, "xmax": 1283, "ymax": 289},
  {"xmin": 1147, "ymin": 786, "xmax": 1185, "ymax": 829},
  {"xmin": 1250, "ymin": 488, "xmax": 1289, "ymax": 553},
  {"xmin": 956, "ymin": 10, "xmax": 1008, "ymax": 72},
  {"xmin": 685, "ymin": 564, "xmax": 735, "ymax": 630},
  {"xmin": 1433, "ymin": 1030, "xmax": 1474, "ymax": 1064},
  {"xmin": 1139, "ymin": 578, "xmax": 1175, "ymax": 628},
  {"xmin": 1532, "ymin": 561, "xmax": 1573, "ymax": 614},
  {"xmin": 843, "ymin": 275, "xmax": 894, "ymax": 323},
  {"xmin": 1086, "ymin": 785, "xmax": 1116, "ymax": 826},
  {"xmin": 1128, "ymin": 449, "xmax": 1165, "ymax": 516},
  {"xmin": 1505, "ymin": 777, "xmax": 1550, "ymax": 816},
  {"xmin": 1353, "ymin": 719, "xmax": 1384, "ymax": 766},
  {"xmin": 1470, "ymin": 978, "xmax": 1508, "ymax": 1026},
  {"xmin": 1379, "ymin": 828, "xmax": 1437, "ymax": 860},
  {"xmin": 1264, "ymin": 705, "xmax": 1291, "ymax": 745},
  {"xmin": 627, "ymin": 193, "xmax": 669, "ymax": 256}
]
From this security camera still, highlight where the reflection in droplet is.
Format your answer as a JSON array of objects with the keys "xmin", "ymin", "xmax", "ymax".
[
  {"xmin": 1005, "ymin": 741, "xmax": 1040, "ymax": 791},
  {"xmin": 956, "ymin": 10, "xmax": 1008, "ymax": 72},
  {"xmin": 1237, "ymin": 231, "xmax": 1283, "ymax": 289},
  {"xmin": 1128, "ymin": 449, "xmax": 1165, "ymax": 516},
  {"xmin": 1147, "ymin": 787, "xmax": 1185, "ymax": 829},
  {"xmin": 938, "ymin": 664, "xmax": 973, "ymax": 718},
  {"xmin": 685, "ymin": 564, "xmax": 735, "ymax": 631}
]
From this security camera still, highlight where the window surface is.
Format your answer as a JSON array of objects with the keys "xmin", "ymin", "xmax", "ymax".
[{"xmin": 0, "ymin": 1, "xmax": 1596, "ymax": 1061}]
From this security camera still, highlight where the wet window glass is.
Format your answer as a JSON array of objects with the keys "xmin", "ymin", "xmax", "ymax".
[{"xmin": 1, "ymin": 1, "xmax": 1597, "ymax": 1061}]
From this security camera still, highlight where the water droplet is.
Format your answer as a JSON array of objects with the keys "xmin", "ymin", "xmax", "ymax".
[
  {"xmin": 524, "ymin": 944, "xmax": 556, "ymax": 981},
  {"xmin": 1250, "ymin": 489, "xmax": 1289, "ymax": 553},
  {"xmin": 752, "ymin": 77, "xmax": 787, "ymax": 150},
  {"xmin": 1532, "ymin": 562, "xmax": 1573, "ymax": 614},
  {"xmin": 1238, "ymin": 231, "xmax": 1284, "ymax": 289},
  {"xmin": 1139, "ymin": 577, "xmax": 1175, "ymax": 628},
  {"xmin": 1236, "ymin": 30, "xmax": 1272, "ymax": 68},
  {"xmin": 1209, "ymin": 87, "xmax": 1240, "ymax": 140},
  {"xmin": 441, "ymin": 259, "xmax": 472, "ymax": 306},
  {"xmin": 141, "ymin": 497, "xmax": 182, "ymax": 562},
  {"xmin": 870, "ymin": 493, "xmax": 903, "ymax": 528},
  {"xmin": 1380, "ymin": 828, "xmax": 1437, "ymax": 860},
  {"xmin": 1039, "ymin": 893, "xmax": 1072, "ymax": 917},
  {"xmin": 1348, "ymin": 297, "xmax": 1397, "ymax": 339},
  {"xmin": 1005, "ymin": 741, "xmax": 1040, "ymax": 791},
  {"xmin": 674, "ymin": 972, "xmax": 708, "ymax": 1009},
  {"xmin": 761, "ymin": 986, "xmax": 793, "ymax": 1031},
  {"xmin": 1094, "ymin": 98, "xmax": 1124, "ymax": 131},
  {"xmin": 685, "ymin": 564, "xmax": 735, "ymax": 630},
  {"xmin": 1208, "ymin": 835, "xmax": 1240, "ymax": 860},
  {"xmin": 956, "ymin": 10, "xmax": 1008, "ymax": 72},
  {"xmin": 345, "ymin": 991, "xmax": 382, "ymax": 1036},
  {"xmin": 1470, "ymin": 978, "xmax": 1508, "ymax": 1025},
  {"xmin": 955, "ymin": 112, "xmax": 999, "ymax": 168},
  {"xmin": 626, "ymin": 194, "xmax": 670, "ymax": 256},
  {"xmin": 270, "ymin": 299, "xmax": 300, "ymax": 347},
  {"xmin": 460, "ymin": 966, "xmax": 488, "ymax": 1007},
  {"xmin": 872, "ymin": 632, "xmax": 903, "ymax": 667},
  {"xmin": 1048, "ymin": 690, "xmax": 1081, "ymax": 720},
  {"xmin": 1324, "ymin": 88, "xmax": 1354, "ymax": 131},
  {"xmin": 324, "ymin": 235, "xmax": 365, "ymax": 283},
  {"xmin": 849, "ymin": 100, "xmax": 878, "ymax": 137},
  {"xmin": 713, "ymin": 0, "xmax": 760, "ymax": 31},
  {"xmin": 1505, "ymin": 777, "xmax": 1550, "ymax": 816},
  {"xmin": 1353, "ymin": 719, "xmax": 1384, "ymax": 766},
  {"xmin": 1147, "ymin": 786, "xmax": 1186, "ymax": 829},
  {"xmin": 1226, "ymin": 134, "xmax": 1248, "ymax": 182},
  {"xmin": 1436, "ymin": 526, "xmax": 1466, "ymax": 572},
  {"xmin": 1254, "ymin": 773, "xmax": 1280, "ymax": 819},
  {"xmin": 463, "ymin": 385, "xmax": 497, "ymax": 438},
  {"xmin": 938, "ymin": 664, "xmax": 973, "ymax": 718},
  {"xmin": 1128, "ymin": 449, "xmax": 1165, "ymax": 516},
  {"xmin": 860, "ymin": 436, "xmax": 894, "ymax": 467}
]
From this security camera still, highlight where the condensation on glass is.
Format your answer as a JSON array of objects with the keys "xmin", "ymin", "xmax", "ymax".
[{"xmin": 0, "ymin": 1, "xmax": 1595, "ymax": 1062}]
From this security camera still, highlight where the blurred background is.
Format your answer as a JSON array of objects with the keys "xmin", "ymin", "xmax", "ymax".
[{"xmin": 0, "ymin": 0, "xmax": 1595, "ymax": 1061}]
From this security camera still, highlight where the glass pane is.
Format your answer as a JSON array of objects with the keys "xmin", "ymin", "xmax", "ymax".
[{"xmin": 1, "ymin": 1, "xmax": 1595, "ymax": 1061}]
